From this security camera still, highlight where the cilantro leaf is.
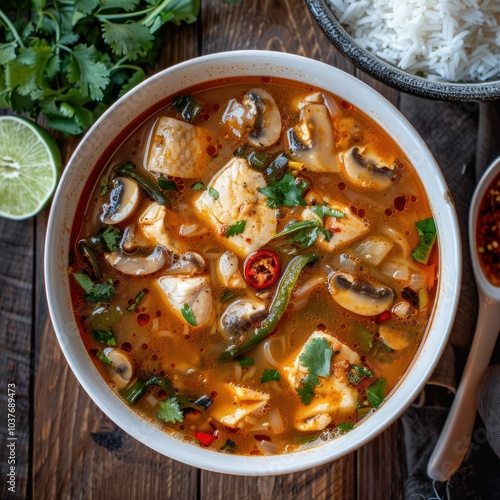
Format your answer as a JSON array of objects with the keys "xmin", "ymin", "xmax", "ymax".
[
  {"xmin": 295, "ymin": 374, "xmax": 319, "ymax": 405},
  {"xmin": 291, "ymin": 226, "xmax": 321, "ymax": 249},
  {"xmin": 101, "ymin": 21, "xmax": 154, "ymax": 60},
  {"xmin": 274, "ymin": 220, "xmax": 320, "ymax": 239},
  {"xmin": 238, "ymin": 358, "xmax": 255, "ymax": 368},
  {"xmin": 102, "ymin": 225, "xmax": 121, "ymax": 252},
  {"xmin": 67, "ymin": 44, "xmax": 110, "ymax": 100},
  {"xmin": 261, "ymin": 369, "xmax": 281, "ymax": 383},
  {"xmin": 337, "ymin": 422, "xmax": 354, "ymax": 432},
  {"xmin": 309, "ymin": 204, "xmax": 345, "ymax": 220},
  {"xmin": 191, "ymin": 182, "xmax": 206, "ymax": 191},
  {"xmin": 257, "ymin": 173, "xmax": 308, "ymax": 208},
  {"xmin": 220, "ymin": 439, "xmax": 236, "ymax": 453},
  {"xmin": 225, "ymin": 220, "xmax": 246, "ymax": 237},
  {"xmin": 209, "ymin": 187, "xmax": 219, "ymax": 200},
  {"xmin": 366, "ymin": 378, "xmax": 387, "ymax": 409},
  {"xmin": 73, "ymin": 273, "xmax": 115, "ymax": 303},
  {"xmin": 100, "ymin": 176, "xmax": 109, "ymax": 196},
  {"xmin": 0, "ymin": 42, "xmax": 17, "ymax": 65},
  {"xmin": 118, "ymin": 69, "xmax": 146, "ymax": 98},
  {"xmin": 100, "ymin": 0, "xmax": 140, "ymax": 11},
  {"xmin": 157, "ymin": 397, "xmax": 184, "ymax": 424},
  {"xmin": 181, "ymin": 303, "xmax": 197, "ymax": 326},
  {"xmin": 299, "ymin": 337, "xmax": 333, "ymax": 378},
  {"xmin": 91, "ymin": 329, "xmax": 117, "ymax": 346}
]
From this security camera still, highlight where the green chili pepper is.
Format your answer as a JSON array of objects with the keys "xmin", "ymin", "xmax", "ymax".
[
  {"xmin": 120, "ymin": 374, "xmax": 174, "ymax": 405},
  {"xmin": 115, "ymin": 162, "xmax": 169, "ymax": 206},
  {"xmin": 220, "ymin": 253, "xmax": 318, "ymax": 361}
]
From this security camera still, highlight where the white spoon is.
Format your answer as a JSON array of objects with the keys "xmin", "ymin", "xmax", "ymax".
[{"xmin": 427, "ymin": 157, "xmax": 500, "ymax": 482}]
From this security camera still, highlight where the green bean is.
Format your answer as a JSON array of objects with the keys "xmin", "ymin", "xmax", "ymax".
[
  {"xmin": 120, "ymin": 374, "xmax": 173, "ymax": 405},
  {"xmin": 115, "ymin": 162, "xmax": 169, "ymax": 206},
  {"xmin": 78, "ymin": 240, "xmax": 103, "ymax": 280},
  {"xmin": 219, "ymin": 253, "xmax": 318, "ymax": 361}
]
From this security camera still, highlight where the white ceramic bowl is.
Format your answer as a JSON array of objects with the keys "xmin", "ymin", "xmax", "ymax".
[{"xmin": 45, "ymin": 50, "xmax": 461, "ymax": 475}]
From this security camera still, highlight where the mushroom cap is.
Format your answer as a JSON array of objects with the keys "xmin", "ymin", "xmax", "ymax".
[
  {"xmin": 101, "ymin": 177, "xmax": 140, "ymax": 225},
  {"xmin": 103, "ymin": 348, "xmax": 134, "ymax": 389},
  {"xmin": 244, "ymin": 88, "xmax": 282, "ymax": 148},
  {"xmin": 220, "ymin": 298, "xmax": 267, "ymax": 338},
  {"xmin": 105, "ymin": 245, "xmax": 168, "ymax": 276},
  {"xmin": 342, "ymin": 146, "xmax": 400, "ymax": 191},
  {"xmin": 328, "ymin": 270, "xmax": 395, "ymax": 316}
]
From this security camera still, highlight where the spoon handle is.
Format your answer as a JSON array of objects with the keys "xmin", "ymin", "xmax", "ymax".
[{"xmin": 427, "ymin": 297, "xmax": 500, "ymax": 482}]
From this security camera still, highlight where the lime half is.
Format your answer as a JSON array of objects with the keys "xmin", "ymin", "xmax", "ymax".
[{"xmin": 0, "ymin": 116, "xmax": 61, "ymax": 220}]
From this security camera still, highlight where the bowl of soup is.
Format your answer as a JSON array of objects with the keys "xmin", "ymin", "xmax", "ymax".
[{"xmin": 45, "ymin": 50, "xmax": 460, "ymax": 474}]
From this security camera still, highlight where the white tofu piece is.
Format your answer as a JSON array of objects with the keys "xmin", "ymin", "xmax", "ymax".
[
  {"xmin": 285, "ymin": 331, "xmax": 360, "ymax": 431},
  {"xmin": 145, "ymin": 117, "xmax": 207, "ymax": 178},
  {"xmin": 157, "ymin": 275, "xmax": 213, "ymax": 328},
  {"xmin": 194, "ymin": 157, "xmax": 277, "ymax": 258}
]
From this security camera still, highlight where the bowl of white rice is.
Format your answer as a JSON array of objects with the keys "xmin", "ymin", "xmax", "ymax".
[{"xmin": 307, "ymin": 0, "xmax": 500, "ymax": 100}]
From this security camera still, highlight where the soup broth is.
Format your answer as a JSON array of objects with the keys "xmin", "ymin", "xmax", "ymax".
[{"xmin": 69, "ymin": 78, "xmax": 438, "ymax": 455}]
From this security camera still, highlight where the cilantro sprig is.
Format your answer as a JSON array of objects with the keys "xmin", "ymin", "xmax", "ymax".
[
  {"xmin": 258, "ymin": 172, "xmax": 308, "ymax": 208},
  {"xmin": 296, "ymin": 337, "xmax": 333, "ymax": 405},
  {"xmin": 0, "ymin": 0, "xmax": 200, "ymax": 135},
  {"xmin": 73, "ymin": 272, "xmax": 115, "ymax": 303}
]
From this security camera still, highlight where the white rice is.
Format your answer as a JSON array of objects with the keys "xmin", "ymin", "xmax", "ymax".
[{"xmin": 326, "ymin": 0, "xmax": 500, "ymax": 82}]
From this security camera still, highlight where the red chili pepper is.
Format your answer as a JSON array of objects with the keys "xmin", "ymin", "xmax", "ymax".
[
  {"xmin": 244, "ymin": 249, "xmax": 281, "ymax": 290},
  {"xmin": 376, "ymin": 311, "xmax": 392, "ymax": 324},
  {"xmin": 194, "ymin": 430, "xmax": 216, "ymax": 446}
]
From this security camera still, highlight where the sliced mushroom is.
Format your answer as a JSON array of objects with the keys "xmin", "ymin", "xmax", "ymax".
[
  {"xmin": 105, "ymin": 245, "xmax": 168, "ymax": 275},
  {"xmin": 328, "ymin": 271, "xmax": 394, "ymax": 316},
  {"xmin": 244, "ymin": 89, "xmax": 281, "ymax": 148},
  {"xmin": 287, "ymin": 103, "xmax": 338, "ymax": 172},
  {"xmin": 222, "ymin": 89, "xmax": 281, "ymax": 148},
  {"xmin": 103, "ymin": 348, "xmax": 134, "ymax": 389},
  {"xmin": 121, "ymin": 224, "xmax": 149, "ymax": 252},
  {"xmin": 220, "ymin": 298, "xmax": 267, "ymax": 338},
  {"xmin": 101, "ymin": 177, "xmax": 140, "ymax": 224},
  {"xmin": 166, "ymin": 252, "xmax": 206, "ymax": 275},
  {"xmin": 217, "ymin": 251, "xmax": 245, "ymax": 289},
  {"xmin": 342, "ymin": 146, "xmax": 400, "ymax": 190}
]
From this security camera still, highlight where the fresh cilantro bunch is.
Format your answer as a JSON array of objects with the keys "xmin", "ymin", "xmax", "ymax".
[{"xmin": 0, "ymin": 0, "xmax": 199, "ymax": 135}]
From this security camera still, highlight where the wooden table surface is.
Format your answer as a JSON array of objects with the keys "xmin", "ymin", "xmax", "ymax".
[{"xmin": 1, "ymin": 0, "xmax": 410, "ymax": 498}]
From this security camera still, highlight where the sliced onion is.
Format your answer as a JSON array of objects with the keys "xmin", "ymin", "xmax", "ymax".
[
  {"xmin": 242, "ymin": 366, "xmax": 257, "ymax": 381},
  {"xmin": 410, "ymin": 273, "xmax": 426, "ymax": 291},
  {"xmin": 256, "ymin": 439, "xmax": 281, "ymax": 455},
  {"xmin": 263, "ymin": 340, "xmax": 280, "ymax": 368},
  {"xmin": 380, "ymin": 227, "xmax": 411, "ymax": 258},
  {"xmin": 179, "ymin": 223, "xmax": 207, "ymax": 237},
  {"xmin": 156, "ymin": 330, "xmax": 176, "ymax": 338},
  {"xmin": 380, "ymin": 260, "xmax": 409, "ymax": 281},
  {"xmin": 145, "ymin": 394, "xmax": 158, "ymax": 407},
  {"xmin": 151, "ymin": 318, "xmax": 159, "ymax": 332},
  {"xmin": 289, "ymin": 275, "xmax": 325, "ymax": 311},
  {"xmin": 234, "ymin": 364, "xmax": 242, "ymax": 382},
  {"xmin": 269, "ymin": 408, "xmax": 285, "ymax": 434},
  {"xmin": 338, "ymin": 252, "xmax": 358, "ymax": 273}
]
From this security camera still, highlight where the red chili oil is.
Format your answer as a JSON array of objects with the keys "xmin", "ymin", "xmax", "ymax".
[{"xmin": 476, "ymin": 172, "xmax": 500, "ymax": 286}]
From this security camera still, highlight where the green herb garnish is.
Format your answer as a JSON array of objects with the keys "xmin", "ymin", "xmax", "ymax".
[
  {"xmin": 220, "ymin": 439, "xmax": 237, "ymax": 453},
  {"xmin": 91, "ymin": 329, "xmax": 116, "ymax": 346},
  {"xmin": 261, "ymin": 369, "xmax": 281, "ymax": 383},
  {"xmin": 366, "ymin": 378, "xmax": 387, "ymax": 409},
  {"xmin": 157, "ymin": 397, "xmax": 184, "ymax": 424},
  {"xmin": 191, "ymin": 182, "xmax": 206, "ymax": 191},
  {"xmin": 257, "ymin": 172, "xmax": 308, "ymax": 208},
  {"xmin": 102, "ymin": 226, "xmax": 122, "ymax": 252},
  {"xmin": 172, "ymin": 95, "xmax": 204, "ymax": 122},
  {"xmin": 224, "ymin": 220, "xmax": 246, "ymax": 237},
  {"xmin": 127, "ymin": 290, "xmax": 146, "ymax": 312},
  {"xmin": 100, "ymin": 176, "xmax": 109, "ymax": 196},
  {"xmin": 158, "ymin": 178, "xmax": 178, "ymax": 191},
  {"xmin": 73, "ymin": 273, "xmax": 115, "ymax": 303},
  {"xmin": 309, "ymin": 205, "xmax": 345, "ymax": 220},
  {"xmin": 209, "ymin": 187, "xmax": 219, "ymax": 200},
  {"xmin": 181, "ymin": 303, "xmax": 197, "ymax": 326},
  {"xmin": 96, "ymin": 351, "xmax": 112, "ymax": 365},
  {"xmin": 238, "ymin": 358, "xmax": 255, "ymax": 368},
  {"xmin": 337, "ymin": 422, "xmax": 354, "ymax": 432},
  {"xmin": 296, "ymin": 373, "xmax": 319, "ymax": 405}
]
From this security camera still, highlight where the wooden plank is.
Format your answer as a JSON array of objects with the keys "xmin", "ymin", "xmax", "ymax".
[{"xmin": 0, "ymin": 216, "xmax": 33, "ymax": 499}]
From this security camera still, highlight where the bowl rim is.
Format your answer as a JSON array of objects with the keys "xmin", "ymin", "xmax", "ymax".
[
  {"xmin": 306, "ymin": 0, "xmax": 500, "ymax": 101},
  {"xmin": 45, "ymin": 49, "xmax": 462, "ymax": 475}
]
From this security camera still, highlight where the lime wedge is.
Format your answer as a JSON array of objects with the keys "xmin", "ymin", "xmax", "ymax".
[{"xmin": 0, "ymin": 116, "xmax": 61, "ymax": 220}]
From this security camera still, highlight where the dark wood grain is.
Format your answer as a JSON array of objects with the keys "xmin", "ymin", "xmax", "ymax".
[{"xmin": 0, "ymin": 0, "xmax": 411, "ymax": 498}]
